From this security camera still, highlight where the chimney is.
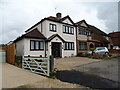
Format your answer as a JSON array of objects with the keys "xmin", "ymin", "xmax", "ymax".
[{"xmin": 56, "ymin": 13, "xmax": 62, "ymax": 19}]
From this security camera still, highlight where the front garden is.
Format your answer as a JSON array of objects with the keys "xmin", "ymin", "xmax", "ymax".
[{"xmin": 77, "ymin": 52, "xmax": 119, "ymax": 60}]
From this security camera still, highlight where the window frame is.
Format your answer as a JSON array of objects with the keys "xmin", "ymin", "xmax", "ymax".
[
  {"xmin": 49, "ymin": 23, "xmax": 56, "ymax": 32},
  {"xmin": 79, "ymin": 42, "xmax": 87, "ymax": 50},
  {"xmin": 30, "ymin": 40, "xmax": 44, "ymax": 51},
  {"xmin": 63, "ymin": 25, "xmax": 74, "ymax": 34},
  {"xmin": 64, "ymin": 42, "xmax": 74, "ymax": 50}
]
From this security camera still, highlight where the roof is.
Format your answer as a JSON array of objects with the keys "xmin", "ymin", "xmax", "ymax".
[
  {"xmin": 25, "ymin": 15, "xmax": 75, "ymax": 32},
  {"xmin": 14, "ymin": 28, "xmax": 46, "ymax": 42},
  {"xmin": 75, "ymin": 20, "xmax": 107, "ymax": 36},
  {"xmin": 108, "ymin": 31, "xmax": 120, "ymax": 38},
  {"xmin": 108, "ymin": 31, "xmax": 120, "ymax": 46},
  {"xmin": 47, "ymin": 34, "xmax": 65, "ymax": 42},
  {"xmin": 75, "ymin": 20, "xmax": 89, "ymax": 26},
  {"xmin": 88, "ymin": 24, "xmax": 107, "ymax": 36},
  {"xmin": 91, "ymin": 33, "xmax": 109, "ymax": 43}
]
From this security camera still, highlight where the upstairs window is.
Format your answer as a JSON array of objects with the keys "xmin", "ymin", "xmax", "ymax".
[
  {"xmin": 63, "ymin": 25, "xmax": 74, "ymax": 34},
  {"xmin": 30, "ymin": 40, "xmax": 44, "ymax": 50},
  {"xmin": 79, "ymin": 28, "xmax": 91, "ymax": 36},
  {"xmin": 50, "ymin": 24, "xmax": 56, "ymax": 32}
]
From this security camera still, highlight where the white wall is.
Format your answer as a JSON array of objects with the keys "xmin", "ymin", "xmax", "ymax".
[
  {"xmin": 43, "ymin": 20, "xmax": 76, "ymax": 57},
  {"xmin": 77, "ymin": 35, "xmax": 87, "ymax": 41},
  {"xmin": 24, "ymin": 38, "xmax": 45, "ymax": 57},
  {"xmin": 63, "ymin": 18, "xmax": 73, "ymax": 24},
  {"xmin": 81, "ymin": 22, "xmax": 88, "ymax": 27},
  {"xmin": 25, "ymin": 17, "xmax": 77, "ymax": 57}
]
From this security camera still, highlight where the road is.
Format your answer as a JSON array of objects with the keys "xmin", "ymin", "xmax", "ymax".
[{"xmin": 56, "ymin": 57, "xmax": 119, "ymax": 89}]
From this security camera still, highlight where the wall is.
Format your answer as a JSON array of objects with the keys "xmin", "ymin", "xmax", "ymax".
[
  {"xmin": 24, "ymin": 38, "xmax": 45, "ymax": 57},
  {"xmin": 77, "ymin": 35, "xmax": 88, "ymax": 41},
  {"xmin": 16, "ymin": 39, "xmax": 24, "ymax": 56}
]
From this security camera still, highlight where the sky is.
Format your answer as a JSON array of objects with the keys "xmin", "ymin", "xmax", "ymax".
[{"xmin": 0, "ymin": 0, "xmax": 119, "ymax": 44}]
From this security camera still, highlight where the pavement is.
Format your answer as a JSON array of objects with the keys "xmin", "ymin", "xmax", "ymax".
[
  {"xmin": 56, "ymin": 57, "xmax": 120, "ymax": 89},
  {"xmin": 1, "ymin": 63, "xmax": 47, "ymax": 88}
]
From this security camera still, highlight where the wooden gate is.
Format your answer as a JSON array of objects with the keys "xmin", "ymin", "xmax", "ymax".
[{"xmin": 22, "ymin": 56, "xmax": 51, "ymax": 76}]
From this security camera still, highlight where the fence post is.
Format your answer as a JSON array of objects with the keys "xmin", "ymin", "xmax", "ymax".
[
  {"xmin": 49, "ymin": 55, "xmax": 54, "ymax": 74},
  {"xmin": 22, "ymin": 56, "xmax": 24, "ymax": 69}
]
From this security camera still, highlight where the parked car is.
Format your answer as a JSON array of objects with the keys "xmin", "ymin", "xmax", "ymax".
[
  {"xmin": 87, "ymin": 47, "xmax": 109, "ymax": 55},
  {"xmin": 113, "ymin": 46, "xmax": 120, "ymax": 50}
]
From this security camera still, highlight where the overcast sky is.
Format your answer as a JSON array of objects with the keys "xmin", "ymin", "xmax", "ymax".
[{"xmin": 0, "ymin": 0, "xmax": 119, "ymax": 44}]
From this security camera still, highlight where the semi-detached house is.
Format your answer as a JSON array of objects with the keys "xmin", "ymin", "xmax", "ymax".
[{"xmin": 14, "ymin": 13, "xmax": 77, "ymax": 58}]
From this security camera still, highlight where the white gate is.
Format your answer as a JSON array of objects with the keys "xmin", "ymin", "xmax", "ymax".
[{"xmin": 22, "ymin": 56, "xmax": 50, "ymax": 76}]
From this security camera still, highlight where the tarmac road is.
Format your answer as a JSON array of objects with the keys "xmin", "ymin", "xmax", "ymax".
[{"xmin": 56, "ymin": 57, "xmax": 120, "ymax": 89}]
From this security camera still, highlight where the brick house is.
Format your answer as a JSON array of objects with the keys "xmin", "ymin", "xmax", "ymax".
[
  {"xmin": 108, "ymin": 31, "xmax": 120, "ymax": 49},
  {"xmin": 75, "ymin": 20, "xmax": 109, "ymax": 54}
]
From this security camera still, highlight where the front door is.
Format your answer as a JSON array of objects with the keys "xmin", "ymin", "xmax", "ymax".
[{"xmin": 52, "ymin": 42, "xmax": 61, "ymax": 58}]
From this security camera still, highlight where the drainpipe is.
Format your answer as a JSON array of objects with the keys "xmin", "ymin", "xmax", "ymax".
[{"xmin": 75, "ymin": 26, "xmax": 78, "ymax": 55}]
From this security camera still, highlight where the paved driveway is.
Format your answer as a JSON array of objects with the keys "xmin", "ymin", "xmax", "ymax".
[
  {"xmin": 56, "ymin": 57, "xmax": 119, "ymax": 89},
  {"xmin": 1, "ymin": 63, "xmax": 46, "ymax": 88},
  {"xmin": 73, "ymin": 58, "xmax": 119, "ymax": 82}
]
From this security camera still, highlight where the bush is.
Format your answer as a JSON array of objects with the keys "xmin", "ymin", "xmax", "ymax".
[
  {"xmin": 90, "ymin": 48, "xmax": 95, "ymax": 51},
  {"xmin": 77, "ymin": 52, "xmax": 90, "ymax": 57},
  {"xmin": 88, "ymin": 54, "xmax": 108, "ymax": 59},
  {"xmin": 49, "ymin": 68, "xmax": 59, "ymax": 79}
]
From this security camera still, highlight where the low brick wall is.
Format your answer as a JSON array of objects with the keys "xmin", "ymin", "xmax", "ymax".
[{"xmin": 109, "ymin": 49, "xmax": 120, "ymax": 53}]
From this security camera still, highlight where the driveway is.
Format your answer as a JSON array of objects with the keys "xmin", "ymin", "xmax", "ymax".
[
  {"xmin": 56, "ymin": 57, "xmax": 119, "ymax": 89},
  {"xmin": 1, "ymin": 63, "xmax": 46, "ymax": 88}
]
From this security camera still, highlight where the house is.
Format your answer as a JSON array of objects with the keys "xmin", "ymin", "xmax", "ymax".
[
  {"xmin": 75, "ymin": 20, "xmax": 109, "ymax": 54},
  {"xmin": 108, "ymin": 31, "xmax": 120, "ymax": 50},
  {"xmin": 14, "ymin": 13, "xmax": 77, "ymax": 58}
]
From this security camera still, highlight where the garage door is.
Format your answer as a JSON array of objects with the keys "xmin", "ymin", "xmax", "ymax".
[{"xmin": 0, "ymin": 50, "xmax": 6, "ymax": 63}]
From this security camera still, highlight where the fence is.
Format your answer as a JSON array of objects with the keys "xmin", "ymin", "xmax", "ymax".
[
  {"xmin": 22, "ymin": 56, "xmax": 54, "ymax": 76},
  {"xmin": 1, "ymin": 43, "xmax": 15, "ymax": 64}
]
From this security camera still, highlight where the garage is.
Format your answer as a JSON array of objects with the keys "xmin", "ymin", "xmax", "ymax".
[{"xmin": 0, "ymin": 50, "xmax": 6, "ymax": 63}]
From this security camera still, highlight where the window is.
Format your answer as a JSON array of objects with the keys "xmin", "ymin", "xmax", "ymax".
[
  {"xmin": 50, "ymin": 24, "xmax": 56, "ymax": 31},
  {"xmin": 79, "ymin": 42, "xmax": 87, "ymax": 50},
  {"xmin": 30, "ymin": 40, "xmax": 44, "ymax": 50},
  {"xmin": 63, "ymin": 25, "xmax": 74, "ymax": 34},
  {"xmin": 64, "ymin": 42, "xmax": 74, "ymax": 50},
  {"xmin": 79, "ymin": 28, "xmax": 90, "ymax": 36}
]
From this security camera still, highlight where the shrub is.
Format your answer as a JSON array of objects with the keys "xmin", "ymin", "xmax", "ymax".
[
  {"xmin": 49, "ymin": 68, "xmax": 59, "ymax": 79},
  {"xmin": 77, "ymin": 52, "xmax": 90, "ymax": 57},
  {"xmin": 90, "ymin": 48, "xmax": 95, "ymax": 51},
  {"xmin": 88, "ymin": 54, "xmax": 108, "ymax": 59}
]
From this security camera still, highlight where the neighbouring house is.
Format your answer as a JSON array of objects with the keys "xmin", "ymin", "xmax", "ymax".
[
  {"xmin": 75, "ymin": 20, "xmax": 109, "ymax": 54},
  {"xmin": 14, "ymin": 13, "xmax": 77, "ymax": 58},
  {"xmin": 108, "ymin": 31, "xmax": 120, "ymax": 50}
]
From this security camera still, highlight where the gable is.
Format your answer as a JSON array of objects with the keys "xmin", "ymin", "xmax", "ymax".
[
  {"xmin": 80, "ymin": 22, "xmax": 88, "ymax": 27},
  {"xmin": 62, "ymin": 18, "xmax": 73, "ymax": 25}
]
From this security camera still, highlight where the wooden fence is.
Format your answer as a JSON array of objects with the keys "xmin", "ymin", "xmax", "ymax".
[
  {"xmin": 22, "ymin": 56, "xmax": 54, "ymax": 76},
  {"xmin": 1, "ymin": 43, "xmax": 16, "ymax": 64}
]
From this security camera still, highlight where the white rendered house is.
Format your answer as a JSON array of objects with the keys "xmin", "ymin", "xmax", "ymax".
[{"xmin": 14, "ymin": 13, "xmax": 77, "ymax": 58}]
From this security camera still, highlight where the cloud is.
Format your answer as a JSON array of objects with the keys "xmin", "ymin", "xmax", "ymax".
[{"xmin": 0, "ymin": 0, "xmax": 118, "ymax": 44}]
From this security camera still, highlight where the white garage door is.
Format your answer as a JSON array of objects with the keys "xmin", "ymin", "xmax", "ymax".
[{"xmin": 0, "ymin": 50, "xmax": 6, "ymax": 63}]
